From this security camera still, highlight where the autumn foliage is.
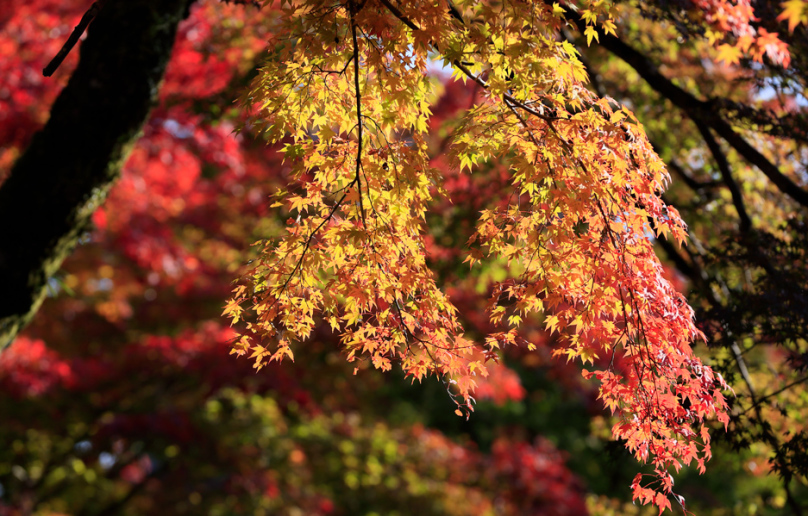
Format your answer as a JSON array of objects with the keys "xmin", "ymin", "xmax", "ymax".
[
  {"xmin": 219, "ymin": 0, "xmax": 795, "ymax": 509},
  {"xmin": 2, "ymin": 0, "xmax": 808, "ymax": 513},
  {"xmin": 0, "ymin": 2, "xmax": 588, "ymax": 514}
]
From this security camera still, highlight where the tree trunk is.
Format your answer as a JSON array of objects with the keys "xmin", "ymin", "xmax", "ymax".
[{"xmin": 0, "ymin": 0, "xmax": 194, "ymax": 349}]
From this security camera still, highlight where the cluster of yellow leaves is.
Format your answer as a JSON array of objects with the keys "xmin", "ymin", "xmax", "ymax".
[
  {"xmin": 228, "ymin": 0, "xmax": 484, "ymax": 405},
  {"xmin": 224, "ymin": 0, "xmax": 732, "ymax": 511}
]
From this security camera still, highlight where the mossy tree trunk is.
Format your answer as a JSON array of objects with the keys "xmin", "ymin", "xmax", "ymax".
[{"xmin": 0, "ymin": 0, "xmax": 194, "ymax": 349}]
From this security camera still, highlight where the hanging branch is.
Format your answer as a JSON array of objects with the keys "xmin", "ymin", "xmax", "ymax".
[{"xmin": 350, "ymin": 0, "xmax": 367, "ymax": 226}]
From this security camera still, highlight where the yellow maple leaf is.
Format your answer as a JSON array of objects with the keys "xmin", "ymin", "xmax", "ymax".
[
  {"xmin": 778, "ymin": 0, "xmax": 808, "ymax": 31},
  {"xmin": 716, "ymin": 43, "xmax": 742, "ymax": 65}
]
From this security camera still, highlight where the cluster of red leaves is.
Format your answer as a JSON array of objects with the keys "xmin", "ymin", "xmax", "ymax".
[
  {"xmin": 488, "ymin": 437, "xmax": 590, "ymax": 515},
  {"xmin": 686, "ymin": 0, "xmax": 790, "ymax": 64},
  {"xmin": 91, "ymin": 1, "xmax": 272, "ymax": 285},
  {"xmin": 470, "ymin": 361, "xmax": 526, "ymax": 405},
  {"xmin": 0, "ymin": 325, "xmax": 302, "ymax": 403},
  {"xmin": 0, "ymin": 337, "xmax": 73, "ymax": 398}
]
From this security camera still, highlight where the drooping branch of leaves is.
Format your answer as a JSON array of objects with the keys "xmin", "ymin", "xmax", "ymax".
[{"xmin": 223, "ymin": 1, "xmax": 761, "ymax": 510}]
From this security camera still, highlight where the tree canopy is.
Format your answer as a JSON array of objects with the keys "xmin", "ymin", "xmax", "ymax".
[{"xmin": 1, "ymin": 0, "xmax": 807, "ymax": 514}]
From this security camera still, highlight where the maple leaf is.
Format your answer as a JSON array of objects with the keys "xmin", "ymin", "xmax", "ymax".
[
  {"xmin": 222, "ymin": 297, "xmax": 244, "ymax": 324},
  {"xmin": 778, "ymin": 0, "xmax": 808, "ymax": 31},
  {"xmin": 716, "ymin": 43, "xmax": 742, "ymax": 65}
]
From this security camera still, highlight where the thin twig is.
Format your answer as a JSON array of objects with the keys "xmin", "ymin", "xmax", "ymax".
[
  {"xmin": 350, "ymin": 1, "xmax": 367, "ymax": 226},
  {"xmin": 741, "ymin": 374, "xmax": 808, "ymax": 415},
  {"xmin": 452, "ymin": 61, "xmax": 558, "ymax": 122}
]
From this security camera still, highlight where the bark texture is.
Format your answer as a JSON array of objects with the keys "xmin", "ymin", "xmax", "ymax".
[{"xmin": 0, "ymin": 0, "xmax": 194, "ymax": 349}]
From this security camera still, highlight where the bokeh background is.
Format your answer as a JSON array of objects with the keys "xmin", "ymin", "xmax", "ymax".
[{"xmin": 2, "ymin": 1, "xmax": 807, "ymax": 514}]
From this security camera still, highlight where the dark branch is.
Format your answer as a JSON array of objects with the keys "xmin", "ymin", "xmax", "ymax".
[
  {"xmin": 712, "ymin": 98, "xmax": 808, "ymax": 144},
  {"xmin": 350, "ymin": 1, "xmax": 367, "ymax": 226},
  {"xmin": 446, "ymin": 0, "xmax": 465, "ymax": 24},
  {"xmin": 581, "ymin": 19, "xmax": 808, "ymax": 208},
  {"xmin": 377, "ymin": 0, "xmax": 420, "ymax": 31},
  {"xmin": 43, "ymin": 0, "xmax": 107, "ymax": 77},
  {"xmin": 90, "ymin": 459, "xmax": 169, "ymax": 516},
  {"xmin": 695, "ymin": 120, "xmax": 752, "ymax": 232},
  {"xmin": 665, "ymin": 158, "xmax": 720, "ymax": 192},
  {"xmin": 655, "ymin": 233, "xmax": 697, "ymax": 279}
]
